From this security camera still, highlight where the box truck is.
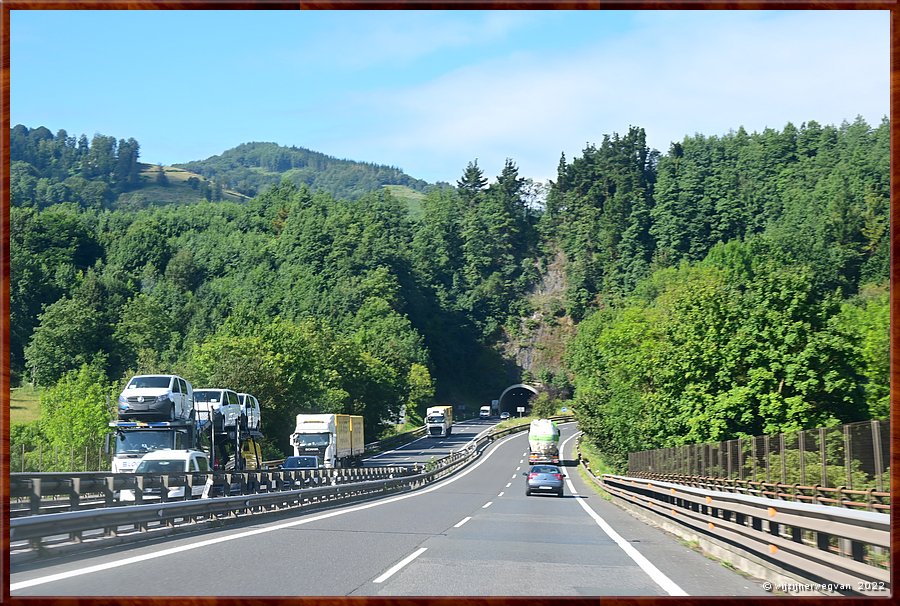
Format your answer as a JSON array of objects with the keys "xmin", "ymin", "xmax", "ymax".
[
  {"xmin": 291, "ymin": 413, "xmax": 365, "ymax": 468},
  {"xmin": 426, "ymin": 405, "xmax": 453, "ymax": 437}
]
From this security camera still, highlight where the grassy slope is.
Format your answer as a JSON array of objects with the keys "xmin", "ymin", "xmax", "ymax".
[
  {"xmin": 383, "ymin": 185, "xmax": 425, "ymax": 218},
  {"xmin": 10, "ymin": 385, "xmax": 41, "ymax": 424},
  {"xmin": 114, "ymin": 164, "xmax": 249, "ymax": 209}
]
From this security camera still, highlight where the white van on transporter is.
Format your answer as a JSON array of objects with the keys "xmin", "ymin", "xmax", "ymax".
[{"xmin": 117, "ymin": 374, "xmax": 194, "ymax": 422}]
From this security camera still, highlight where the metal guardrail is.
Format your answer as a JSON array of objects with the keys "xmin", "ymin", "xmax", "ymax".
[
  {"xmin": 629, "ymin": 472, "xmax": 890, "ymax": 513},
  {"xmin": 8, "ymin": 466, "xmax": 414, "ymax": 517},
  {"xmin": 587, "ymin": 469, "xmax": 890, "ymax": 596},
  {"xmin": 11, "ymin": 416, "xmax": 569, "ymax": 554}
]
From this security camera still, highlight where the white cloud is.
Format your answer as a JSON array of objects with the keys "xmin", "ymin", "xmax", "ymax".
[
  {"xmin": 300, "ymin": 11, "xmax": 540, "ymax": 70},
  {"xmin": 340, "ymin": 10, "xmax": 888, "ymax": 182}
]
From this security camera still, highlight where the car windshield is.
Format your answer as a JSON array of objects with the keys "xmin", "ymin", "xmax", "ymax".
[
  {"xmin": 127, "ymin": 376, "xmax": 170, "ymax": 389},
  {"xmin": 426, "ymin": 415, "xmax": 445, "ymax": 423},
  {"xmin": 284, "ymin": 456, "xmax": 317, "ymax": 468},
  {"xmin": 135, "ymin": 459, "xmax": 186, "ymax": 473},
  {"xmin": 193, "ymin": 391, "xmax": 221, "ymax": 403},
  {"xmin": 116, "ymin": 430, "xmax": 178, "ymax": 454},
  {"xmin": 293, "ymin": 433, "xmax": 329, "ymax": 447},
  {"xmin": 532, "ymin": 466, "xmax": 559, "ymax": 474}
]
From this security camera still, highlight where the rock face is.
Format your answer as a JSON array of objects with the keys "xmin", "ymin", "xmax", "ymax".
[{"xmin": 500, "ymin": 250, "xmax": 575, "ymax": 389}]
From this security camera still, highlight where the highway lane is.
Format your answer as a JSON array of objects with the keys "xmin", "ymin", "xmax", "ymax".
[
  {"xmin": 362, "ymin": 418, "xmax": 496, "ymax": 467},
  {"xmin": 11, "ymin": 422, "xmax": 769, "ymax": 597}
]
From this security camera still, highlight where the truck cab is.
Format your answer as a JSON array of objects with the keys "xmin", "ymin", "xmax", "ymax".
[
  {"xmin": 108, "ymin": 420, "xmax": 198, "ymax": 473},
  {"xmin": 425, "ymin": 405, "xmax": 453, "ymax": 437},
  {"xmin": 479, "ymin": 405, "xmax": 491, "ymax": 419}
]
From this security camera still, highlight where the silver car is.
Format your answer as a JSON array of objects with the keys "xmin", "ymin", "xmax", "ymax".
[{"xmin": 524, "ymin": 464, "xmax": 566, "ymax": 497}]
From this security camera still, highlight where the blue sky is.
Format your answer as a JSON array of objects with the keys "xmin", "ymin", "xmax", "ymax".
[{"xmin": 10, "ymin": 10, "xmax": 889, "ymax": 184}]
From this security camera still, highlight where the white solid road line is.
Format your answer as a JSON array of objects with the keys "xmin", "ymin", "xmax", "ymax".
[
  {"xmin": 373, "ymin": 548, "xmax": 428, "ymax": 583},
  {"xmin": 574, "ymin": 498, "xmax": 687, "ymax": 596},
  {"xmin": 12, "ymin": 431, "xmax": 529, "ymax": 592},
  {"xmin": 558, "ymin": 430, "xmax": 688, "ymax": 597},
  {"xmin": 453, "ymin": 517, "xmax": 472, "ymax": 528}
]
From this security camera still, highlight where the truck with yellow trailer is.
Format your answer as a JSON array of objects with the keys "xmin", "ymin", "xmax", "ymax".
[{"xmin": 290, "ymin": 413, "xmax": 365, "ymax": 468}]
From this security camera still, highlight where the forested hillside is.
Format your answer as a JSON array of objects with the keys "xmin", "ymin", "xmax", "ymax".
[
  {"xmin": 9, "ymin": 117, "xmax": 888, "ymax": 469},
  {"xmin": 542, "ymin": 118, "xmax": 889, "ymax": 467},
  {"xmin": 174, "ymin": 141, "xmax": 431, "ymax": 200}
]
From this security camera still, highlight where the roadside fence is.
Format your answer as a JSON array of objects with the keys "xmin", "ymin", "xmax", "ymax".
[
  {"xmin": 10, "ymin": 442, "xmax": 110, "ymax": 473},
  {"xmin": 628, "ymin": 419, "xmax": 890, "ymax": 494}
]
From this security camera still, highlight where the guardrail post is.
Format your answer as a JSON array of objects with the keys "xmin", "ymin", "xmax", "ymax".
[
  {"xmin": 70, "ymin": 477, "xmax": 81, "ymax": 511},
  {"xmin": 819, "ymin": 427, "xmax": 827, "ymax": 487},
  {"xmin": 871, "ymin": 420, "xmax": 884, "ymax": 493},
  {"xmin": 105, "ymin": 476, "xmax": 116, "ymax": 508},
  {"xmin": 816, "ymin": 531, "xmax": 830, "ymax": 553},
  {"xmin": 850, "ymin": 540, "xmax": 866, "ymax": 563},
  {"xmin": 843, "ymin": 425, "xmax": 852, "ymax": 489},
  {"xmin": 28, "ymin": 478, "xmax": 41, "ymax": 515},
  {"xmin": 70, "ymin": 478, "xmax": 83, "ymax": 543}
]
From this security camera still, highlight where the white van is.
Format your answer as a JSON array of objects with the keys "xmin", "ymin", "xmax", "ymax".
[
  {"xmin": 193, "ymin": 388, "xmax": 242, "ymax": 430},
  {"xmin": 119, "ymin": 449, "xmax": 210, "ymax": 501},
  {"xmin": 238, "ymin": 393, "xmax": 262, "ymax": 430},
  {"xmin": 117, "ymin": 374, "xmax": 194, "ymax": 422}
]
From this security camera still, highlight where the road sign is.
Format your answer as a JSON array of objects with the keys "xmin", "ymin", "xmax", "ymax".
[
  {"xmin": 516, "ymin": 406, "xmax": 525, "ymax": 412},
  {"xmin": 561, "ymin": 407, "xmax": 568, "ymax": 413}
]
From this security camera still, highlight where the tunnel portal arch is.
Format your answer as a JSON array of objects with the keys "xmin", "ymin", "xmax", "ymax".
[{"xmin": 497, "ymin": 383, "xmax": 540, "ymax": 416}]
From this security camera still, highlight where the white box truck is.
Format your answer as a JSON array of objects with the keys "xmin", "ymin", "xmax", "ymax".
[
  {"xmin": 479, "ymin": 405, "xmax": 492, "ymax": 419},
  {"xmin": 291, "ymin": 413, "xmax": 364, "ymax": 468},
  {"xmin": 426, "ymin": 405, "xmax": 453, "ymax": 437}
]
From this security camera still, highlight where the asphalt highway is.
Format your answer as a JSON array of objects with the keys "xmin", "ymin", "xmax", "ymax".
[{"xmin": 10, "ymin": 421, "xmax": 770, "ymax": 597}]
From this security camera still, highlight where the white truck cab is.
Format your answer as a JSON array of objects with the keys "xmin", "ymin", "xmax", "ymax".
[{"xmin": 119, "ymin": 449, "xmax": 210, "ymax": 501}]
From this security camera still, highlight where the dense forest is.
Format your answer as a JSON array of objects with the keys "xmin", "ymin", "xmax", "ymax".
[{"xmin": 9, "ymin": 116, "xmax": 889, "ymax": 468}]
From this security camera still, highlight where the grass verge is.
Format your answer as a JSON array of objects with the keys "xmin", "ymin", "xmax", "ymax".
[{"xmin": 10, "ymin": 385, "xmax": 41, "ymax": 425}]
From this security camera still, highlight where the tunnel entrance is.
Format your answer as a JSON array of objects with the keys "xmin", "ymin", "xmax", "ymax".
[{"xmin": 498, "ymin": 384, "xmax": 539, "ymax": 417}]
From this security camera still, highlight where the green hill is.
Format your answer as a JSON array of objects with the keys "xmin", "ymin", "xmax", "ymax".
[
  {"xmin": 113, "ymin": 164, "xmax": 249, "ymax": 210},
  {"xmin": 174, "ymin": 141, "xmax": 430, "ymax": 201}
]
